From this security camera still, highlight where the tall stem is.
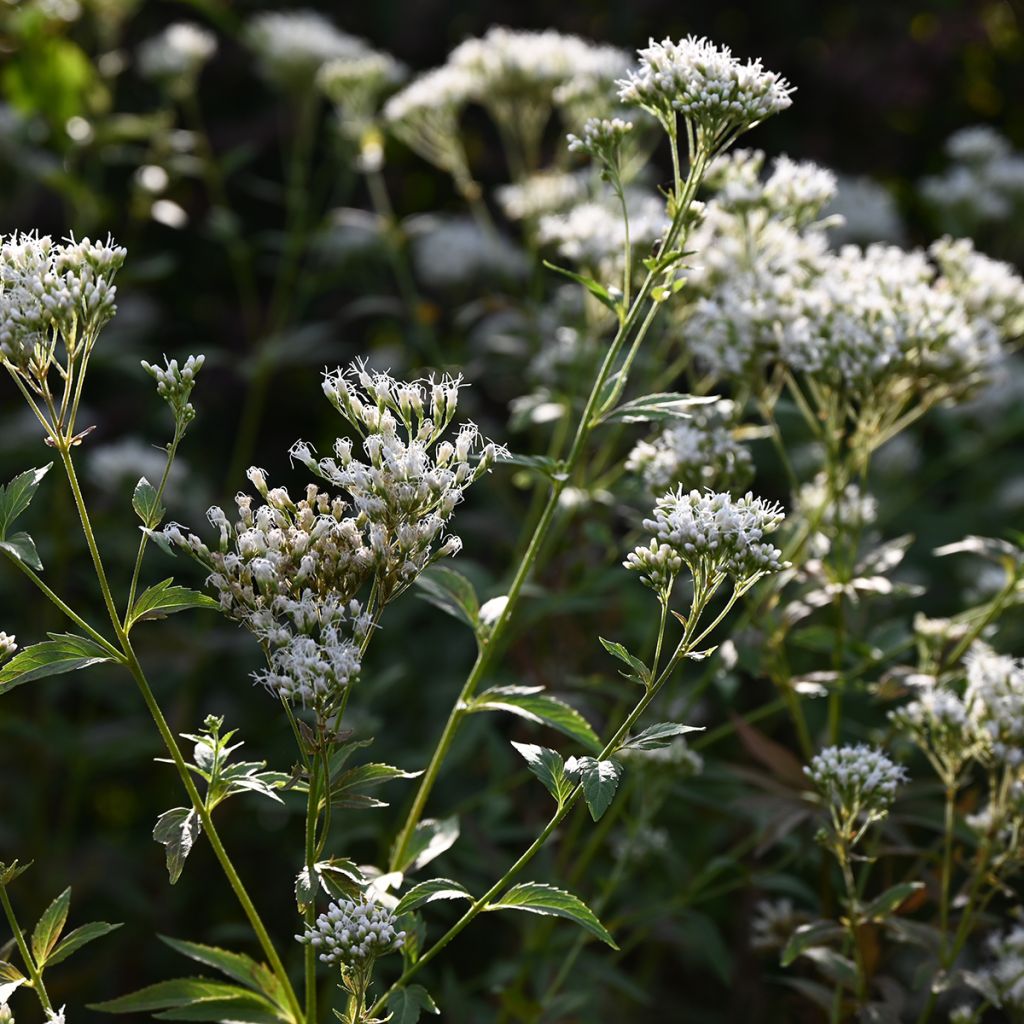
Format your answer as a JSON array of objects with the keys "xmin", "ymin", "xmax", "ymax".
[{"xmin": 0, "ymin": 884, "xmax": 53, "ymax": 1012}]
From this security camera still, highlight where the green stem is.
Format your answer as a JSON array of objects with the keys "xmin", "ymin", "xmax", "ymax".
[
  {"xmin": 304, "ymin": 755, "xmax": 321, "ymax": 1024},
  {"xmin": 939, "ymin": 784, "xmax": 956, "ymax": 946},
  {"xmin": 389, "ymin": 149, "xmax": 710, "ymax": 872},
  {"xmin": 0, "ymin": 884, "xmax": 52, "ymax": 1012}
]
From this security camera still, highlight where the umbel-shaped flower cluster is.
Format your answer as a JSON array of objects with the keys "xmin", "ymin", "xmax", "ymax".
[
  {"xmin": 166, "ymin": 362, "xmax": 502, "ymax": 712},
  {"xmin": 889, "ymin": 684, "xmax": 979, "ymax": 785},
  {"xmin": 806, "ymin": 744, "xmax": 907, "ymax": 841},
  {"xmin": 964, "ymin": 644, "xmax": 1024, "ymax": 768},
  {"xmin": 299, "ymin": 897, "xmax": 405, "ymax": 969},
  {"xmin": 625, "ymin": 488, "xmax": 785, "ymax": 598},
  {"xmin": 617, "ymin": 36, "xmax": 793, "ymax": 154},
  {"xmin": 0, "ymin": 232, "xmax": 126, "ymax": 393}
]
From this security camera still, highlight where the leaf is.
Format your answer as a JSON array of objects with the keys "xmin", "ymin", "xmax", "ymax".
[
  {"xmin": 862, "ymin": 881, "xmax": 925, "ymax": 922},
  {"xmin": 0, "ymin": 634, "xmax": 115, "ymax": 696},
  {"xmin": 487, "ymin": 883, "xmax": 617, "ymax": 948},
  {"xmin": 90, "ymin": 978, "xmax": 281, "ymax": 1021},
  {"xmin": 598, "ymin": 637, "xmax": 649, "ymax": 687},
  {"xmin": 800, "ymin": 946, "xmax": 859, "ymax": 989},
  {"xmin": 394, "ymin": 879, "xmax": 472, "ymax": 915},
  {"xmin": 393, "ymin": 817, "xmax": 460, "ymax": 875},
  {"xmin": 0, "ymin": 531, "xmax": 43, "ymax": 570},
  {"xmin": 31, "ymin": 887, "xmax": 70, "ymax": 966},
  {"xmin": 511, "ymin": 742, "xmax": 572, "ymax": 805},
  {"xmin": 501, "ymin": 453, "xmax": 569, "ymax": 483},
  {"xmin": 132, "ymin": 477, "xmax": 166, "ymax": 529},
  {"xmin": 0, "ymin": 464, "xmax": 51, "ymax": 538},
  {"xmin": 600, "ymin": 392, "xmax": 717, "ymax": 425},
  {"xmin": 159, "ymin": 937, "xmax": 283, "ymax": 1009},
  {"xmin": 153, "ymin": 996, "xmax": 284, "ymax": 1023},
  {"xmin": 565, "ymin": 756, "xmax": 623, "ymax": 821},
  {"xmin": 468, "ymin": 686, "xmax": 600, "ymax": 752},
  {"xmin": 414, "ymin": 567, "xmax": 479, "ymax": 634},
  {"xmin": 153, "ymin": 808, "xmax": 202, "ymax": 885},
  {"xmin": 387, "ymin": 985, "xmax": 439, "ymax": 1024},
  {"xmin": 542, "ymin": 260, "xmax": 620, "ymax": 315},
  {"xmin": 618, "ymin": 722, "xmax": 703, "ymax": 752},
  {"xmin": 46, "ymin": 921, "xmax": 122, "ymax": 967},
  {"xmin": 295, "ymin": 859, "xmax": 366, "ymax": 911},
  {"xmin": 129, "ymin": 579, "xmax": 218, "ymax": 626},
  {"xmin": 330, "ymin": 762, "xmax": 422, "ymax": 809},
  {"xmin": 780, "ymin": 920, "xmax": 846, "ymax": 967}
]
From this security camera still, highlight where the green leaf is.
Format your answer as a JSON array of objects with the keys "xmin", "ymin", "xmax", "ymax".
[
  {"xmin": 295, "ymin": 859, "xmax": 366, "ymax": 911},
  {"xmin": 414, "ymin": 567, "xmax": 479, "ymax": 634},
  {"xmin": 31, "ymin": 887, "xmax": 70, "ymax": 966},
  {"xmin": 598, "ymin": 637, "xmax": 649, "ymax": 687},
  {"xmin": 542, "ymin": 260, "xmax": 620, "ymax": 315},
  {"xmin": 800, "ymin": 946, "xmax": 859, "ymax": 989},
  {"xmin": 487, "ymin": 882, "xmax": 617, "ymax": 948},
  {"xmin": 387, "ymin": 985, "xmax": 439, "ymax": 1024},
  {"xmin": 90, "ymin": 978, "xmax": 281, "ymax": 1020},
  {"xmin": 129, "ymin": 579, "xmax": 218, "ymax": 626},
  {"xmin": 780, "ymin": 920, "xmax": 846, "ymax": 967},
  {"xmin": 394, "ymin": 879, "xmax": 472, "ymax": 915},
  {"xmin": 862, "ymin": 881, "xmax": 925, "ymax": 922},
  {"xmin": 153, "ymin": 808, "xmax": 202, "ymax": 885},
  {"xmin": 0, "ymin": 464, "xmax": 51, "ymax": 539},
  {"xmin": 159, "ymin": 937, "xmax": 285, "ymax": 1011},
  {"xmin": 600, "ymin": 393, "xmax": 717, "ymax": 425},
  {"xmin": 393, "ymin": 816, "xmax": 459, "ymax": 874},
  {"xmin": 330, "ymin": 762, "xmax": 422, "ymax": 810},
  {"xmin": 565, "ymin": 756, "xmax": 623, "ymax": 821},
  {"xmin": 511, "ymin": 742, "xmax": 571, "ymax": 805},
  {"xmin": 618, "ymin": 722, "xmax": 703, "ymax": 752},
  {"xmin": 469, "ymin": 686, "xmax": 601, "ymax": 752},
  {"xmin": 502, "ymin": 453, "xmax": 569, "ymax": 483},
  {"xmin": 46, "ymin": 921, "xmax": 121, "ymax": 967},
  {"xmin": 0, "ymin": 634, "xmax": 115, "ymax": 696},
  {"xmin": 132, "ymin": 477, "xmax": 166, "ymax": 529},
  {"xmin": 0, "ymin": 531, "xmax": 43, "ymax": 570}
]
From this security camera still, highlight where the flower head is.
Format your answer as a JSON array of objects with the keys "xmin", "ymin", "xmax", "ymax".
[
  {"xmin": 0, "ymin": 632, "xmax": 16, "ymax": 666},
  {"xmin": 964, "ymin": 643, "xmax": 1024, "ymax": 767},
  {"xmin": 141, "ymin": 353, "xmax": 205, "ymax": 429},
  {"xmin": 137, "ymin": 22, "xmax": 216, "ymax": 95},
  {"xmin": 806, "ymin": 744, "xmax": 907, "ymax": 837},
  {"xmin": 297, "ymin": 897, "xmax": 404, "ymax": 970},
  {"xmin": 246, "ymin": 10, "xmax": 367, "ymax": 88}
]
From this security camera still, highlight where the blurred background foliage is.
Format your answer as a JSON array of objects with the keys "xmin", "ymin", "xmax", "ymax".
[{"xmin": 1, "ymin": 1, "xmax": 1023, "ymax": 1022}]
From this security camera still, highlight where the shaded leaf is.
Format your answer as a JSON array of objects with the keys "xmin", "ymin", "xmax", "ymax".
[
  {"xmin": 414, "ymin": 567, "xmax": 479, "ymax": 634},
  {"xmin": 598, "ymin": 637, "xmax": 649, "ymax": 687},
  {"xmin": 46, "ymin": 921, "xmax": 122, "ymax": 967},
  {"xmin": 800, "ymin": 946, "xmax": 859, "ymax": 989},
  {"xmin": 394, "ymin": 879, "xmax": 472, "ymax": 916},
  {"xmin": 387, "ymin": 985, "xmax": 439, "ymax": 1024},
  {"xmin": 91, "ymin": 978, "xmax": 282, "ymax": 1023},
  {"xmin": 487, "ymin": 883, "xmax": 617, "ymax": 948},
  {"xmin": 0, "ymin": 634, "xmax": 115, "ymax": 696},
  {"xmin": 0, "ymin": 464, "xmax": 51, "ymax": 538},
  {"xmin": 0, "ymin": 531, "xmax": 43, "ymax": 570},
  {"xmin": 511, "ymin": 742, "xmax": 571, "ymax": 805},
  {"xmin": 542, "ymin": 260, "xmax": 619, "ymax": 314},
  {"xmin": 330, "ymin": 763, "xmax": 422, "ymax": 810},
  {"xmin": 731, "ymin": 714, "xmax": 808, "ymax": 788},
  {"xmin": 863, "ymin": 882, "xmax": 926, "ymax": 922},
  {"xmin": 601, "ymin": 392, "xmax": 717, "ymax": 425},
  {"xmin": 469, "ymin": 685, "xmax": 600, "ymax": 751},
  {"xmin": 781, "ymin": 920, "xmax": 846, "ymax": 967},
  {"xmin": 132, "ymin": 477, "xmax": 166, "ymax": 529}
]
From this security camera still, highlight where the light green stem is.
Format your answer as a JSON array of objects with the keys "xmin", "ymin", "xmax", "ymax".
[{"xmin": 0, "ymin": 884, "xmax": 53, "ymax": 1012}]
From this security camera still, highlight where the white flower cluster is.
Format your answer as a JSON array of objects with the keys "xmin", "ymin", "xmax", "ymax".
[
  {"xmin": 141, "ymin": 353, "xmax": 205, "ymax": 427},
  {"xmin": 0, "ymin": 232, "xmax": 126, "ymax": 376},
  {"xmin": 625, "ymin": 488, "xmax": 785, "ymax": 593},
  {"xmin": 824, "ymin": 174, "xmax": 905, "ymax": 246},
  {"xmin": 805, "ymin": 744, "xmax": 907, "ymax": 824},
  {"xmin": 626, "ymin": 400, "xmax": 752, "ymax": 495},
  {"xmin": 566, "ymin": 116, "xmax": 635, "ymax": 175},
  {"xmin": 970, "ymin": 923, "xmax": 1024, "ymax": 1012},
  {"xmin": 137, "ymin": 22, "xmax": 217, "ymax": 93},
  {"xmin": 920, "ymin": 125, "xmax": 1024, "ymax": 237},
  {"xmin": 409, "ymin": 217, "xmax": 527, "ymax": 289},
  {"xmin": 537, "ymin": 190, "xmax": 668, "ymax": 283},
  {"xmin": 0, "ymin": 632, "xmax": 16, "ymax": 664},
  {"xmin": 88, "ymin": 438, "xmax": 187, "ymax": 493},
  {"xmin": 964, "ymin": 644, "xmax": 1024, "ymax": 766},
  {"xmin": 298, "ymin": 897, "xmax": 404, "ymax": 969},
  {"xmin": 245, "ymin": 10, "xmax": 367, "ymax": 88},
  {"xmin": 890, "ymin": 685, "xmax": 978, "ymax": 781},
  {"xmin": 617, "ymin": 36, "xmax": 793, "ymax": 149},
  {"xmin": 796, "ymin": 473, "xmax": 877, "ymax": 534},
  {"xmin": 497, "ymin": 171, "xmax": 590, "ymax": 222}
]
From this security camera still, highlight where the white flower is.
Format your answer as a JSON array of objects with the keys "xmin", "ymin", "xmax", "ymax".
[
  {"xmin": 625, "ymin": 488, "xmax": 786, "ymax": 592},
  {"xmin": 245, "ymin": 10, "xmax": 367, "ymax": 87},
  {"xmin": 824, "ymin": 175, "xmax": 905, "ymax": 246},
  {"xmin": 964, "ymin": 643, "xmax": 1024, "ymax": 766},
  {"xmin": 750, "ymin": 898, "xmax": 811, "ymax": 953},
  {"xmin": 796, "ymin": 473, "xmax": 877, "ymax": 533},
  {"xmin": 945, "ymin": 125, "xmax": 1011, "ymax": 165},
  {"xmin": 137, "ymin": 22, "xmax": 216, "ymax": 92},
  {"xmin": 805, "ymin": 744, "xmax": 907, "ymax": 824},
  {"xmin": 496, "ymin": 171, "xmax": 590, "ymax": 222},
  {"xmin": 409, "ymin": 216, "xmax": 526, "ymax": 289},
  {"xmin": 617, "ymin": 36, "xmax": 793, "ymax": 148},
  {"xmin": 141, "ymin": 353, "xmax": 205, "ymax": 426},
  {"xmin": 970, "ymin": 923, "xmax": 1024, "ymax": 1011},
  {"xmin": 297, "ymin": 897, "xmax": 404, "ymax": 968},
  {"xmin": 45, "ymin": 1008, "xmax": 66, "ymax": 1024},
  {"xmin": 0, "ymin": 632, "xmax": 16, "ymax": 664}
]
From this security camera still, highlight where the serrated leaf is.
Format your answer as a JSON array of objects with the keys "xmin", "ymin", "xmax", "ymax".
[
  {"xmin": 469, "ymin": 686, "xmax": 600, "ymax": 752},
  {"xmin": 0, "ymin": 464, "xmax": 51, "ymax": 538},
  {"xmin": 129, "ymin": 579, "xmax": 218, "ymax": 626},
  {"xmin": 0, "ymin": 634, "xmax": 115, "ymax": 696},
  {"xmin": 393, "ymin": 817, "xmax": 459, "ymax": 874},
  {"xmin": 153, "ymin": 996, "xmax": 284, "ymax": 1023},
  {"xmin": 159, "ymin": 937, "xmax": 283, "ymax": 1008},
  {"xmin": 414, "ymin": 567, "xmax": 479, "ymax": 634},
  {"xmin": 618, "ymin": 722, "xmax": 703, "ymax": 752},
  {"xmin": 31, "ymin": 887, "xmax": 70, "ymax": 966},
  {"xmin": 511, "ymin": 742, "xmax": 571, "ymax": 805},
  {"xmin": 90, "ymin": 978, "xmax": 279, "ymax": 1020},
  {"xmin": 487, "ymin": 882, "xmax": 617, "ymax": 948},
  {"xmin": 153, "ymin": 808, "xmax": 202, "ymax": 885},
  {"xmin": 46, "ymin": 921, "xmax": 121, "ymax": 967},
  {"xmin": 132, "ymin": 476, "xmax": 166, "ymax": 529},
  {"xmin": 542, "ymin": 260, "xmax": 620, "ymax": 314},
  {"xmin": 394, "ymin": 879, "xmax": 472, "ymax": 915},
  {"xmin": 598, "ymin": 637, "xmax": 649, "ymax": 687},
  {"xmin": 387, "ymin": 985, "xmax": 439, "ymax": 1024},
  {"xmin": 295, "ymin": 858, "xmax": 366, "ymax": 911},
  {"xmin": 780, "ymin": 920, "xmax": 846, "ymax": 967},
  {"xmin": 0, "ymin": 531, "xmax": 43, "ymax": 570},
  {"xmin": 862, "ymin": 881, "xmax": 925, "ymax": 922},
  {"xmin": 565, "ymin": 756, "xmax": 623, "ymax": 821},
  {"xmin": 600, "ymin": 392, "xmax": 717, "ymax": 425},
  {"xmin": 330, "ymin": 762, "xmax": 422, "ymax": 809}
]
